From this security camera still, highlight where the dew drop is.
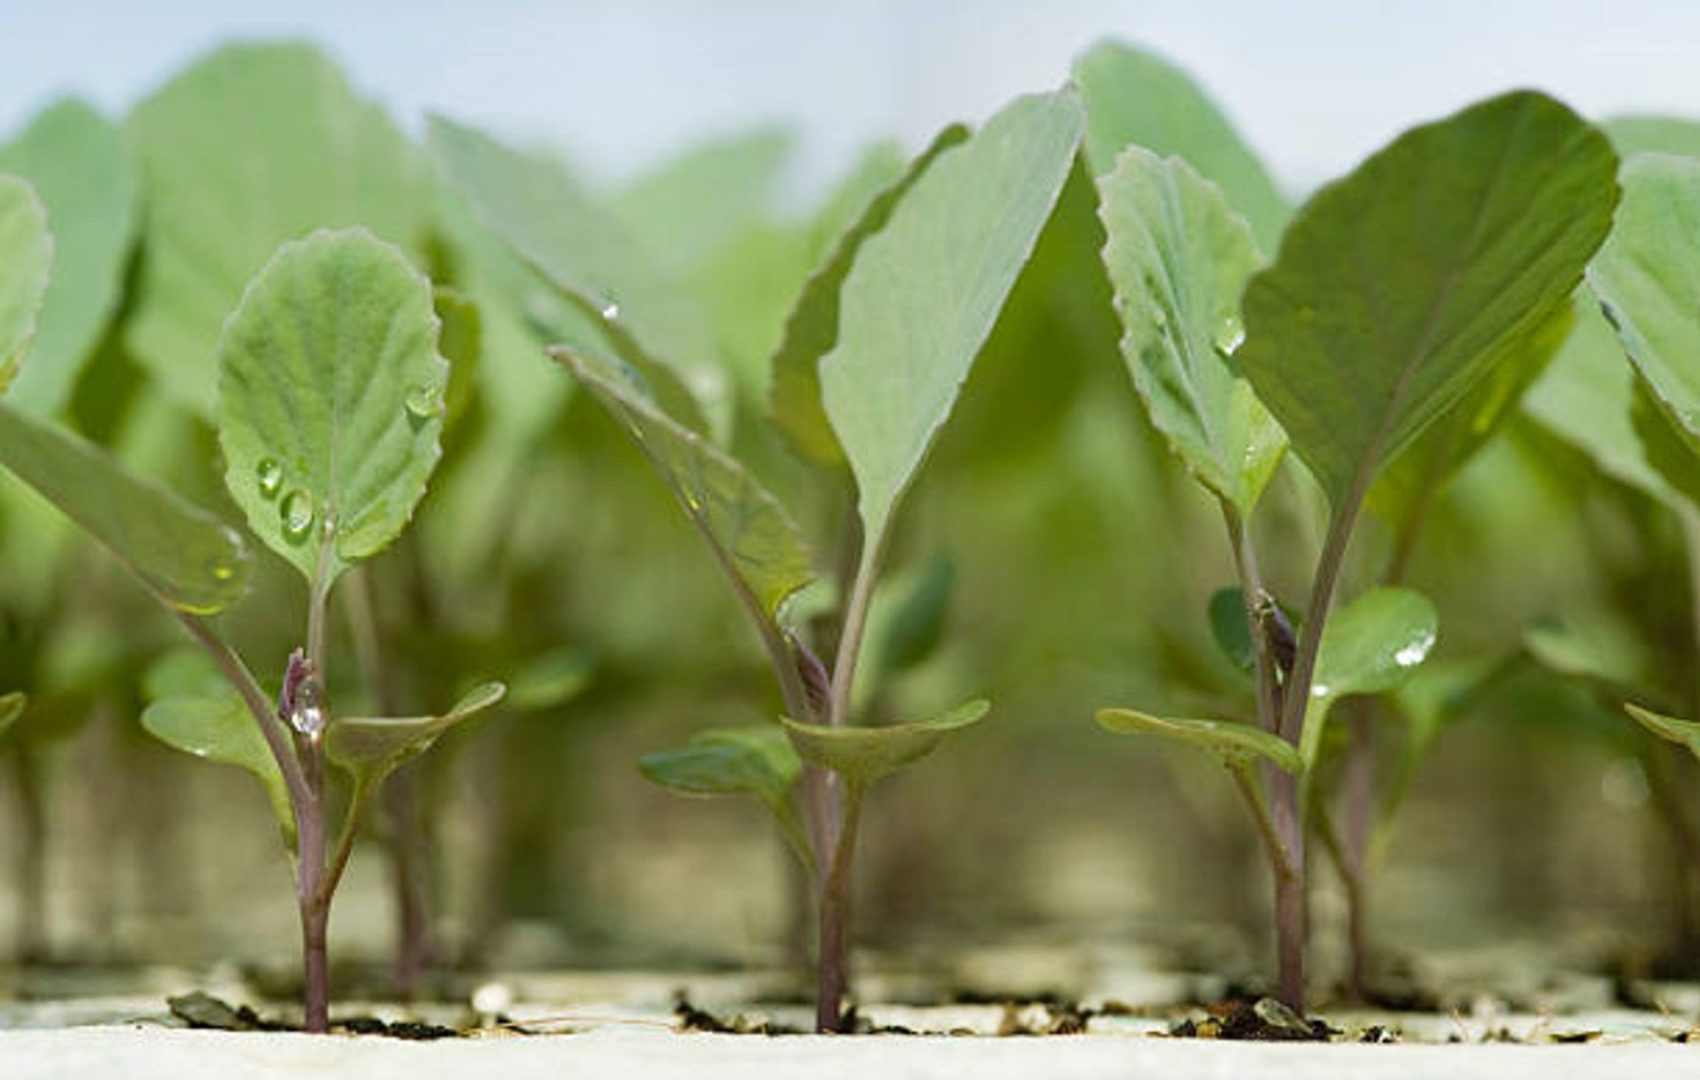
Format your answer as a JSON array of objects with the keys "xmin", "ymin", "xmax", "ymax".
[
  {"xmin": 600, "ymin": 296, "xmax": 621, "ymax": 321},
  {"xmin": 280, "ymin": 490, "xmax": 314, "ymax": 540},
  {"xmin": 256, "ymin": 458, "xmax": 283, "ymax": 498},
  {"xmin": 1394, "ymin": 631, "xmax": 1435, "ymax": 667},
  {"xmin": 205, "ymin": 557, "xmax": 236, "ymax": 583},
  {"xmin": 1214, "ymin": 314, "xmax": 1246, "ymax": 356},
  {"xmin": 406, "ymin": 383, "xmax": 444, "ymax": 420}
]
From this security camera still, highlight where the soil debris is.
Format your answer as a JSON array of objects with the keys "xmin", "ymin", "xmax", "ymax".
[
  {"xmin": 671, "ymin": 996, "xmax": 800, "ymax": 1035},
  {"xmin": 1168, "ymin": 996, "xmax": 1333, "ymax": 1042},
  {"xmin": 166, "ymin": 991, "xmax": 456, "ymax": 1039},
  {"xmin": 167, "ymin": 991, "xmax": 289, "ymax": 1032},
  {"xmin": 995, "ymin": 1000, "xmax": 1095, "ymax": 1036}
]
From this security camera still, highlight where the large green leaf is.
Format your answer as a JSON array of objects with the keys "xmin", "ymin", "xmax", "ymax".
[
  {"xmin": 1096, "ymin": 146, "xmax": 1283, "ymax": 514},
  {"xmin": 1299, "ymin": 587, "xmax": 1438, "ymax": 769},
  {"xmin": 0, "ymin": 174, "xmax": 50, "ymax": 395},
  {"xmin": 1626, "ymin": 703, "xmax": 1700, "ymax": 763},
  {"xmin": 1074, "ymin": 39, "xmax": 1289, "ymax": 251},
  {"xmin": 141, "ymin": 692, "xmax": 294, "ymax": 848},
  {"xmin": 426, "ymin": 115, "xmax": 722, "ymax": 436},
  {"xmin": 217, "ymin": 229, "xmax": 446, "ymax": 583},
  {"xmin": 0, "ymin": 692, "xmax": 24, "ymax": 738},
  {"xmin": 126, "ymin": 42, "xmax": 426, "ymax": 414},
  {"xmin": 549, "ymin": 344, "xmax": 812, "ymax": 620},
  {"xmin": 0, "ymin": 400, "xmax": 248, "ymax": 612},
  {"xmin": 326, "ymin": 682, "xmax": 506, "ymax": 787},
  {"xmin": 1237, "ymin": 91, "xmax": 1618, "ymax": 507},
  {"xmin": 782, "ymin": 699, "xmax": 988, "ymax": 786},
  {"xmin": 639, "ymin": 725, "xmax": 811, "ymax": 868},
  {"xmin": 1587, "ymin": 154, "xmax": 1700, "ymax": 463},
  {"xmin": 1096, "ymin": 707, "xmax": 1301, "ymax": 774},
  {"xmin": 768, "ymin": 124, "xmax": 968, "ymax": 467},
  {"xmin": 821, "ymin": 89, "xmax": 1083, "ymax": 547},
  {"xmin": 0, "ymin": 100, "xmax": 134, "ymax": 416}
]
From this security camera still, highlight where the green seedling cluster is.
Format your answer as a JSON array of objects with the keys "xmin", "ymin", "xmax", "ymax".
[{"xmin": 3, "ymin": 35, "xmax": 1700, "ymax": 1033}]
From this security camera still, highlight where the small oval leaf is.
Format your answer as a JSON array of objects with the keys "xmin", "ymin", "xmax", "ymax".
[
  {"xmin": 141, "ymin": 693, "xmax": 294, "ymax": 849},
  {"xmin": 1096, "ymin": 707, "xmax": 1301, "ymax": 774},
  {"xmin": 782, "ymin": 699, "xmax": 989, "ymax": 786},
  {"xmin": 1299, "ymin": 587, "xmax": 1438, "ymax": 768},
  {"xmin": 326, "ymin": 681, "xmax": 506, "ymax": 786},
  {"xmin": 218, "ymin": 228, "xmax": 447, "ymax": 584}
]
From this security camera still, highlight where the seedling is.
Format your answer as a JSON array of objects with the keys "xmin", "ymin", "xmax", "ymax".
[
  {"xmin": 433, "ymin": 89, "xmax": 1084, "ymax": 1030},
  {"xmin": 1088, "ymin": 91, "xmax": 1618, "ymax": 1007},
  {"xmin": 0, "ymin": 227, "xmax": 504, "ymax": 1032}
]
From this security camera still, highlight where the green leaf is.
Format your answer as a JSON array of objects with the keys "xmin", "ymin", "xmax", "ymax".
[
  {"xmin": 141, "ymin": 693, "xmax": 295, "ymax": 849},
  {"xmin": 1626, "ymin": 703, "xmax": 1700, "ymax": 763},
  {"xmin": 0, "ymin": 400, "xmax": 249, "ymax": 612},
  {"xmin": 549, "ymin": 344, "xmax": 812, "ymax": 619},
  {"xmin": 1095, "ymin": 707, "xmax": 1301, "ymax": 774},
  {"xmin": 426, "ymin": 115, "xmax": 722, "ymax": 437},
  {"xmin": 217, "ymin": 229, "xmax": 446, "ymax": 584},
  {"xmin": 1299, "ymin": 587, "xmax": 1438, "ymax": 769},
  {"xmin": 1607, "ymin": 116, "xmax": 1700, "ymax": 160},
  {"xmin": 1588, "ymin": 155, "xmax": 1700, "ymax": 467},
  {"xmin": 822, "ymin": 89, "xmax": 1083, "ymax": 548},
  {"xmin": 505, "ymin": 648, "xmax": 594, "ymax": 712},
  {"xmin": 1369, "ymin": 301, "xmax": 1574, "ymax": 529},
  {"xmin": 768, "ymin": 124, "xmax": 968, "ymax": 467},
  {"xmin": 1237, "ymin": 91, "xmax": 1619, "ymax": 507},
  {"xmin": 1524, "ymin": 297, "xmax": 1674, "ymax": 501},
  {"xmin": 1074, "ymin": 39, "xmax": 1289, "ymax": 252},
  {"xmin": 1523, "ymin": 614, "xmax": 1654, "ymax": 693},
  {"xmin": 326, "ymin": 681, "xmax": 506, "ymax": 787},
  {"xmin": 126, "ymin": 42, "xmax": 426, "ymax": 414},
  {"xmin": 870, "ymin": 553, "xmax": 955, "ymax": 679},
  {"xmin": 1631, "ymin": 378, "xmax": 1700, "ymax": 508},
  {"xmin": 0, "ymin": 692, "xmax": 24, "ymax": 738},
  {"xmin": 781, "ymin": 699, "xmax": 989, "ymax": 786},
  {"xmin": 639, "ymin": 724, "xmax": 812, "ymax": 871},
  {"xmin": 0, "ymin": 99, "xmax": 135, "ymax": 416},
  {"xmin": 0, "ymin": 173, "xmax": 51, "ymax": 396},
  {"xmin": 433, "ymin": 285, "xmax": 482, "ymax": 425},
  {"xmin": 1096, "ymin": 146, "xmax": 1284, "ymax": 513},
  {"xmin": 1208, "ymin": 587, "xmax": 1255, "ymax": 672}
]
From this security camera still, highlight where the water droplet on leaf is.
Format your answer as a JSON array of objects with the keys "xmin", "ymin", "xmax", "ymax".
[
  {"xmin": 206, "ymin": 558, "xmax": 235, "ymax": 582},
  {"xmin": 405, "ymin": 383, "xmax": 444, "ymax": 419},
  {"xmin": 601, "ymin": 297, "xmax": 621, "ymax": 321},
  {"xmin": 280, "ymin": 491, "xmax": 314, "ymax": 540},
  {"xmin": 256, "ymin": 458, "xmax": 283, "ymax": 498},
  {"xmin": 1394, "ymin": 632, "xmax": 1435, "ymax": 667},
  {"xmin": 1214, "ymin": 314, "xmax": 1245, "ymax": 356}
]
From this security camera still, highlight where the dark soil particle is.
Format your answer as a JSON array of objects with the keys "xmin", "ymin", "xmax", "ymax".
[
  {"xmin": 1168, "ymin": 997, "xmax": 1335, "ymax": 1042},
  {"xmin": 165, "ymin": 991, "xmax": 457, "ymax": 1039},
  {"xmin": 672, "ymin": 997, "xmax": 801, "ymax": 1036}
]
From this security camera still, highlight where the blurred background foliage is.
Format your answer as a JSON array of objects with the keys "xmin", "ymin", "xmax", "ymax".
[{"xmin": 0, "ymin": 33, "xmax": 1697, "ymax": 997}]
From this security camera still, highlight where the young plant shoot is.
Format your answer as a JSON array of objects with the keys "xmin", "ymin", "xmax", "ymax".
[
  {"xmin": 434, "ymin": 89, "xmax": 1083, "ymax": 1030},
  {"xmin": 0, "ymin": 228, "xmax": 505, "ymax": 1032},
  {"xmin": 1090, "ymin": 92, "xmax": 1618, "ymax": 1008}
]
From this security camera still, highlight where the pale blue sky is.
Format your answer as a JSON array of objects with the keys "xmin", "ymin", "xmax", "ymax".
[{"xmin": 5, "ymin": 1, "xmax": 1700, "ymax": 202}]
